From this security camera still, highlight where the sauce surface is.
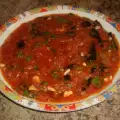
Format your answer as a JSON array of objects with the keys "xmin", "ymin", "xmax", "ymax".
[{"xmin": 0, "ymin": 14, "xmax": 119, "ymax": 102}]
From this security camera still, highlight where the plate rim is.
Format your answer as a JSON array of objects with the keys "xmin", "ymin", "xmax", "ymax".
[{"xmin": 0, "ymin": 5, "xmax": 120, "ymax": 112}]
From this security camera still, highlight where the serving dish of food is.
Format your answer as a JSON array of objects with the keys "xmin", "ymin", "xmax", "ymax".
[{"xmin": 0, "ymin": 5, "xmax": 120, "ymax": 112}]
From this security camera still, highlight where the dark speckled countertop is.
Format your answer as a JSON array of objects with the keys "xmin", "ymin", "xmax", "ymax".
[{"xmin": 0, "ymin": 0, "xmax": 120, "ymax": 120}]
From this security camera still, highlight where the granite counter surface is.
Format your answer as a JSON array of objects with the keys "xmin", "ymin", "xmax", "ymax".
[{"xmin": 0, "ymin": 0, "xmax": 120, "ymax": 120}]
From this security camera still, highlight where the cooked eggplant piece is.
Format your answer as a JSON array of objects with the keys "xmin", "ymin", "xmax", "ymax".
[
  {"xmin": 81, "ymin": 77, "xmax": 92, "ymax": 91},
  {"xmin": 17, "ymin": 40, "xmax": 25, "ymax": 49},
  {"xmin": 93, "ymin": 20, "xmax": 101, "ymax": 26},
  {"xmin": 89, "ymin": 28, "xmax": 102, "ymax": 44},
  {"xmin": 82, "ymin": 21, "xmax": 91, "ymax": 27},
  {"xmin": 64, "ymin": 74, "xmax": 71, "ymax": 81},
  {"xmin": 108, "ymin": 32, "xmax": 118, "ymax": 50},
  {"xmin": 87, "ymin": 43, "xmax": 97, "ymax": 61},
  {"xmin": 90, "ymin": 65, "xmax": 97, "ymax": 73}
]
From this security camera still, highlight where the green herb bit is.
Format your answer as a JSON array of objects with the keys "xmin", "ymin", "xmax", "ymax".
[
  {"xmin": 41, "ymin": 81, "xmax": 48, "ymax": 86},
  {"xmin": 23, "ymin": 89, "xmax": 29, "ymax": 96},
  {"xmin": 51, "ymin": 48, "xmax": 56, "ymax": 54},
  {"xmin": 44, "ymin": 39, "xmax": 49, "ymax": 45},
  {"xmin": 92, "ymin": 76, "xmax": 103, "ymax": 88},
  {"xmin": 52, "ymin": 70, "xmax": 60, "ymax": 79},
  {"xmin": 51, "ymin": 34, "xmax": 56, "ymax": 39},
  {"xmin": 64, "ymin": 75, "xmax": 71, "ymax": 81},
  {"xmin": 17, "ymin": 51, "xmax": 24, "ymax": 58},
  {"xmin": 26, "ymin": 56, "xmax": 32, "ymax": 61},
  {"xmin": 34, "ymin": 65, "xmax": 39, "ymax": 70}
]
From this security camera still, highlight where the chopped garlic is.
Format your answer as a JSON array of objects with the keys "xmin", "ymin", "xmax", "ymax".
[
  {"xmin": 32, "ymin": 76, "xmax": 40, "ymax": 84},
  {"xmin": 29, "ymin": 85, "xmax": 38, "ymax": 91},
  {"xmin": 0, "ymin": 63, "xmax": 5, "ymax": 68},
  {"xmin": 95, "ymin": 26, "xmax": 100, "ymax": 30},
  {"xmin": 104, "ymin": 77, "xmax": 109, "ymax": 82},
  {"xmin": 48, "ymin": 86, "xmax": 56, "ymax": 92},
  {"xmin": 64, "ymin": 69, "xmax": 70, "ymax": 75},
  {"xmin": 64, "ymin": 91, "xmax": 73, "ymax": 97},
  {"xmin": 81, "ymin": 52, "xmax": 84, "ymax": 56},
  {"xmin": 82, "ymin": 62, "xmax": 87, "ymax": 66},
  {"xmin": 110, "ymin": 75, "xmax": 113, "ymax": 80},
  {"xmin": 80, "ymin": 42, "xmax": 84, "ymax": 46}
]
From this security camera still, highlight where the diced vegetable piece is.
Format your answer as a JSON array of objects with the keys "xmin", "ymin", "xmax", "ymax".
[
  {"xmin": 29, "ymin": 85, "xmax": 39, "ymax": 91},
  {"xmin": 89, "ymin": 28, "xmax": 102, "ymax": 44},
  {"xmin": 82, "ymin": 77, "xmax": 92, "ymax": 91},
  {"xmin": 52, "ymin": 70, "xmax": 60, "ymax": 79},
  {"xmin": 34, "ymin": 65, "xmax": 39, "ymax": 70},
  {"xmin": 98, "ymin": 63, "xmax": 106, "ymax": 72},
  {"xmin": 23, "ymin": 90, "xmax": 29, "ymax": 96},
  {"xmin": 87, "ymin": 43, "xmax": 96, "ymax": 61},
  {"xmin": 82, "ymin": 21, "xmax": 91, "ymax": 27},
  {"xmin": 92, "ymin": 76, "xmax": 103, "ymax": 88},
  {"xmin": 44, "ymin": 39, "xmax": 49, "ymax": 45},
  {"xmin": 70, "ymin": 26, "xmax": 76, "ymax": 30},
  {"xmin": 64, "ymin": 91, "xmax": 73, "ymax": 97},
  {"xmin": 26, "ymin": 56, "xmax": 32, "ymax": 61},
  {"xmin": 86, "ymin": 77, "xmax": 92, "ymax": 86},
  {"xmin": 41, "ymin": 81, "xmax": 48, "ymax": 86},
  {"xmin": 51, "ymin": 34, "xmax": 56, "ymax": 39},
  {"xmin": 93, "ymin": 20, "xmax": 101, "ymax": 26},
  {"xmin": 32, "ymin": 76, "xmax": 41, "ymax": 84},
  {"xmin": 66, "ymin": 83, "xmax": 72, "ymax": 88},
  {"xmin": 90, "ymin": 65, "xmax": 97, "ymax": 73},
  {"xmin": 0, "ymin": 63, "xmax": 5, "ymax": 68},
  {"xmin": 108, "ymin": 32, "xmax": 118, "ymax": 50},
  {"xmin": 17, "ymin": 40, "xmax": 25, "ymax": 49},
  {"xmin": 64, "ymin": 74, "xmax": 71, "ymax": 81},
  {"xmin": 47, "ymin": 86, "xmax": 56, "ymax": 92},
  {"xmin": 64, "ymin": 69, "xmax": 70, "ymax": 75},
  {"xmin": 17, "ymin": 51, "xmax": 24, "ymax": 58}
]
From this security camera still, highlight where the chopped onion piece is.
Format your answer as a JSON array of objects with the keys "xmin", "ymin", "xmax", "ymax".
[
  {"xmin": 29, "ymin": 85, "xmax": 38, "ymax": 91},
  {"xmin": 64, "ymin": 69, "xmax": 70, "ymax": 75},
  {"xmin": 110, "ymin": 75, "xmax": 113, "ymax": 80},
  {"xmin": 32, "ymin": 76, "xmax": 41, "ymax": 84},
  {"xmin": 104, "ymin": 77, "xmax": 109, "ymax": 82},
  {"xmin": 48, "ymin": 86, "xmax": 56, "ymax": 92},
  {"xmin": 0, "ymin": 63, "xmax": 5, "ymax": 68},
  {"xmin": 82, "ymin": 62, "xmax": 87, "ymax": 66},
  {"xmin": 64, "ymin": 91, "xmax": 73, "ymax": 97},
  {"xmin": 81, "ymin": 52, "xmax": 84, "ymax": 56}
]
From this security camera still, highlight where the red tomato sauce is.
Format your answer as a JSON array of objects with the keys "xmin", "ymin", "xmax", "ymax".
[{"xmin": 0, "ymin": 14, "xmax": 119, "ymax": 102}]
